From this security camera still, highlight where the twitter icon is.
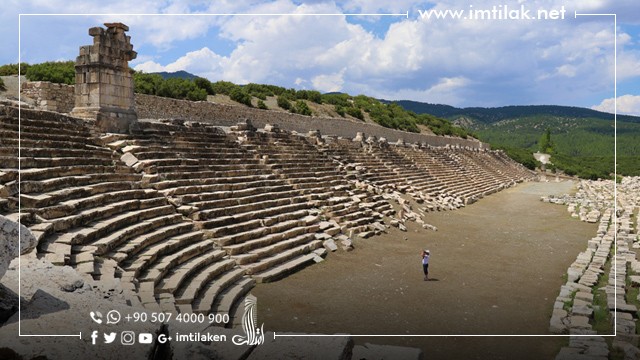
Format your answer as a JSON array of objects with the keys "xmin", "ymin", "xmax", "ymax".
[{"xmin": 103, "ymin": 332, "xmax": 117, "ymax": 344}]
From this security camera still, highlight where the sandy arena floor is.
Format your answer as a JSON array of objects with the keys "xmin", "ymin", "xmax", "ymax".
[{"xmin": 253, "ymin": 180, "xmax": 598, "ymax": 360}]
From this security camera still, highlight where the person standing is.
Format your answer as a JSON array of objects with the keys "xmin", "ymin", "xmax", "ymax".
[{"xmin": 421, "ymin": 249, "xmax": 430, "ymax": 281}]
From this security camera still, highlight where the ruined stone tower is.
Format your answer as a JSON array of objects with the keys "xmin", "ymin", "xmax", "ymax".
[{"xmin": 71, "ymin": 23, "xmax": 137, "ymax": 133}]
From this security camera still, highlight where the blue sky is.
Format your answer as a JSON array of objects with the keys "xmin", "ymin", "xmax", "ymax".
[{"xmin": 3, "ymin": 0, "xmax": 640, "ymax": 115}]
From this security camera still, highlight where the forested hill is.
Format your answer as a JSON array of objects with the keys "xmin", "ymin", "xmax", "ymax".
[
  {"xmin": 154, "ymin": 70, "xmax": 198, "ymax": 80},
  {"xmin": 393, "ymin": 100, "xmax": 640, "ymax": 178},
  {"xmin": 393, "ymin": 101, "xmax": 640, "ymax": 124}
]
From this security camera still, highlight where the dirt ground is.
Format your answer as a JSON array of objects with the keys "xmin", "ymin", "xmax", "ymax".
[{"xmin": 252, "ymin": 180, "xmax": 598, "ymax": 360}]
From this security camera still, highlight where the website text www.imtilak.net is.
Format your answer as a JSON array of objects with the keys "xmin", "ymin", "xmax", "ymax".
[{"xmin": 418, "ymin": 5, "xmax": 567, "ymax": 21}]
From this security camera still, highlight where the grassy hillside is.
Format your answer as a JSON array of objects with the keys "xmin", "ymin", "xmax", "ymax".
[
  {"xmin": 474, "ymin": 115, "xmax": 640, "ymax": 178},
  {"xmin": 1, "ymin": 61, "xmax": 470, "ymax": 138},
  {"xmin": 395, "ymin": 100, "xmax": 640, "ymax": 124},
  {"xmin": 397, "ymin": 100, "xmax": 640, "ymax": 179}
]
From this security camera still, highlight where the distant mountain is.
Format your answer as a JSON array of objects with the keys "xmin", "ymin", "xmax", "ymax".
[
  {"xmin": 392, "ymin": 101, "xmax": 640, "ymax": 124},
  {"xmin": 153, "ymin": 70, "xmax": 198, "ymax": 80},
  {"xmin": 393, "ymin": 100, "xmax": 640, "ymax": 178}
]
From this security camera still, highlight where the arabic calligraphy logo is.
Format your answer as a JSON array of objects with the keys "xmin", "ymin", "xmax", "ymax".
[{"xmin": 232, "ymin": 295, "xmax": 265, "ymax": 346}]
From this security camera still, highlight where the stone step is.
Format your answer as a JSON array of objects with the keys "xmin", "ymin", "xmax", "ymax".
[
  {"xmin": 113, "ymin": 221, "xmax": 195, "ymax": 260},
  {"xmin": 223, "ymin": 226, "xmax": 317, "ymax": 256},
  {"xmin": 50, "ymin": 202, "xmax": 175, "ymax": 248},
  {"xmin": 1, "ymin": 137, "xmax": 96, "ymax": 151},
  {"xmin": 92, "ymin": 213, "xmax": 185, "ymax": 256},
  {"xmin": 291, "ymin": 180, "xmax": 343, "ymax": 191},
  {"xmin": 0, "ymin": 129, "xmax": 91, "ymax": 144},
  {"xmin": 48, "ymin": 197, "xmax": 170, "ymax": 235},
  {"xmin": 240, "ymin": 238, "xmax": 322, "ymax": 275},
  {"xmin": 143, "ymin": 147, "xmax": 261, "ymax": 161},
  {"xmin": 155, "ymin": 177, "xmax": 282, "ymax": 194},
  {"xmin": 153, "ymin": 163, "xmax": 269, "ymax": 175},
  {"xmin": 19, "ymin": 165, "xmax": 134, "ymax": 181},
  {"xmin": 132, "ymin": 235, "xmax": 213, "ymax": 287},
  {"xmin": 211, "ymin": 278, "xmax": 256, "ymax": 318},
  {"xmin": 252, "ymin": 253, "xmax": 318, "ymax": 283},
  {"xmin": 178, "ymin": 184, "xmax": 295, "ymax": 204},
  {"xmin": 174, "ymin": 258, "xmax": 238, "ymax": 305},
  {"xmin": 16, "ymin": 146, "xmax": 114, "ymax": 160},
  {"xmin": 132, "ymin": 150, "xmax": 258, "ymax": 162},
  {"xmin": 142, "ymin": 158, "xmax": 265, "ymax": 171},
  {"xmin": 20, "ymin": 172, "xmax": 140, "ymax": 194},
  {"xmin": 159, "ymin": 169, "xmax": 276, "ymax": 183},
  {"xmin": 30, "ymin": 187, "xmax": 152, "ymax": 218},
  {"xmin": 197, "ymin": 200, "xmax": 311, "ymax": 224},
  {"xmin": 191, "ymin": 268, "xmax": 247, "ymax": 314},
  {"xmin": 217, "ymin": 219, "xmax": 313, "ymax": 249},
  {"xmin": 0, "ymin": 120, "xmax": 92, "ymax": 137},
  {"xmin": 134, "ymin": 127, "xmax": 226, "ymax": 140},
  {"xmin": 208, "ymin": 218, "xmax": 263, "ymax": 238},
  {"xmin": 0, "ymin": 115, "xmax": 90, "ymax": 132},
  {"xmin": 190, "ymin": 188, "xmax": 308, "ymax": 211},
  {"xmin": 19, "ymin": 156, "xmax": 115, "ymax": 168},
  {"xmin": 157, "ymin": 250, "xmax": 229, "ymax": 294},
  {"xmin": 136, "ymin": 238, "xmax": 214, "ymax": 284},
  {"xmin": 201, "ymin": 208, "xmax": 310, "ymax": 233},
  {"xmin": 234, "ymin": 231, "xmax": 316, "ymax": 265}
]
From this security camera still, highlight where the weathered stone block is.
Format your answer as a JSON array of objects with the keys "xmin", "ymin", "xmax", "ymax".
[{"xmin": 0, "ymin": 215, "xmax": 37, "ymax": 281}]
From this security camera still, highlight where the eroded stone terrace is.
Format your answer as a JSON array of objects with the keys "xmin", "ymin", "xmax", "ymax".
[
  {"xmin": 546, "ymin": 177, "xmax": 640, "ymax": 359},
  {"xmin": 0, "ymin": 103, "xmax": 535, "ymax": 324}
]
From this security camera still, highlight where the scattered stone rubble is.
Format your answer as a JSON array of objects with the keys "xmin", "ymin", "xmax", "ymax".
[{"xmin": 548, "ymin": 177, "xmax": 640, "ymax": 359}]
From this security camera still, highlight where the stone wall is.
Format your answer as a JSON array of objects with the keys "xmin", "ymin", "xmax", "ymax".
[
  {"xmin": 134, "ymin": 94, "xmax": 486, "ymax": 149},
  {"xmin": 20, "ymin": 81, "xmax": 486, "ymax": 148},
  {"xmin": 20, "ymin": 82, "xmax": 75, "ymax": 113}
]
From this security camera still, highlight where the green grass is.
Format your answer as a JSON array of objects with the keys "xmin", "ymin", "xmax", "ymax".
[
  {"xmin": 474, "ymin": 115, "xmax": 640, "ymax": 178},
  {"xmin": 592, "ymin": 249, "xmax": 613, "ymax": 335},
  {"xmin": 563, "ymin": 290, "xmax": 577, "ymax": 312}
]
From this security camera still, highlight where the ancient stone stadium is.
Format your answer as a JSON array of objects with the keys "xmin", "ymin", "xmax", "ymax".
[{"xmin": 0, "ymin": 23, "xmax": 638, "ymax": 360}]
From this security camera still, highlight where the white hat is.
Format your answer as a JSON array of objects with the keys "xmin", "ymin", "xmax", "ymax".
[{"xmin": 425, "ymin": 249, "xmax": 430, "ymax": 254}]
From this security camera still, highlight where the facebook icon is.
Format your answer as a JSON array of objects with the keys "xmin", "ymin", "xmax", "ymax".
[{"xmin": 91, "ymin": 331, "xmax": 98, "ymax": 345}]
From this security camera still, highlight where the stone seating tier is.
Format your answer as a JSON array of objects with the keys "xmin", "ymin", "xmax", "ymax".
[{"xmin": 0, "ymin": 104, "xmax": 535, "ymax": 324}]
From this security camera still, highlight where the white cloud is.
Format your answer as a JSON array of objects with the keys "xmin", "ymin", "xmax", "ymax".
[
  {"xmin": 133, "ymin": 61, "xmax": 166, "ymax": 73},
  {"xmin": 8, "ymin": 0, "xmax": 639, "ymax": 109},
  {"xmin": 311, "ymin": 69, "xmax": 346, "ymax": 92},
  {"xmin": 134, "ymin": 47, "xmax": 225, "ymax": 79},
  {"xmin": 127, "ymin": 0, "xmax": 637, "ymax": 107},
  {"xmin": 556, "ymin": 65, "xmax": 577, "ymax": 78},
  {"xmin": 370, "ymin": 76, "xmax": 470, "ymax": 105},
  {"xmin": 592, "ymin": 95, "xmax": 640, "ymax": 116}
]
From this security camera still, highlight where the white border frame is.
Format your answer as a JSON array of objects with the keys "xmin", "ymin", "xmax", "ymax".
[{"xmin": 16, "ymin": 9, "xmax": 617, "ymax": 340}]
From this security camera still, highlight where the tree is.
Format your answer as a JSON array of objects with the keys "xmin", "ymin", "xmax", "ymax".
[
  {"xmin": 0, "ymin": 77, "xmax": 5, "ymax": 91},
  {"xmin": 211, "ymin": 81, "xmax": 238, "ymax": 95},
  {"xmin": 186, "ymin": 88, "xmax": 207, "ymax": 101},
  {"xmin": 277, "ymin": 96, "xmax": 291, "ymax": 110},
  {"xmin": 345, "ymin": 106, "xmax": 364, "ymax": 120},
  {"xmin": 25, "ymin": 61, "xmax": 75, "ymax": 84},
  {"xmin": 229, "ymin": 87, "xmax": 252, "ymax": 107},
  {"xmin": 257, "ymin": 99, "xmax": 268, "ymax": 110},
  {"xmin": 151, "ymin": 77, "xmax": 207, "ymax": 101},
  {"xmin": 292, "ymin": 100, "xmax": 312, "ymax": 116},
  {"xmin": 193, "ymin": 77, "xmax": 214, "ymax": 95},
  {"xmin": 133, "ymin": 72, "xmax": 163, "ymax": 95},
  {"xmin": 538, "ymin": 127, "xmax": 554, "ymax": 153},
  {"xmin": 0, "ymin": 63, "xmax": 30, "ymax": 76}
]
